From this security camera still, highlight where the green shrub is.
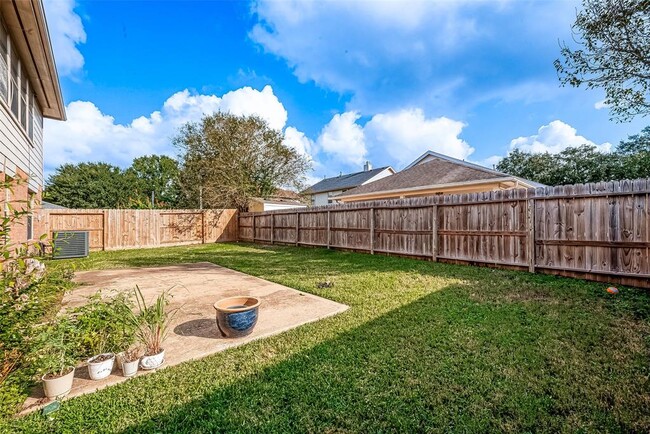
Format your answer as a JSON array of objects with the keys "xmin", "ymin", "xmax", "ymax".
[{"xmin": 68, "ymin": 291, "xmax": 136, "ymax": 358}]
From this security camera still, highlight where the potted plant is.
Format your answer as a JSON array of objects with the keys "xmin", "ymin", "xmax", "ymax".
[
  {"xmin": 124, "ymin": 286, "xmax": 177, "ymax": 370},
  {"xmin": 117, "ymin": 346, "xmax": 141, "ymax": 377},
  {"xmin": 84, "ymin": 333, "xmax": 114, "ymax": 380},
  {"xmin": 35, "ymin": 319, "xmax": 77, "ymax": 400}
]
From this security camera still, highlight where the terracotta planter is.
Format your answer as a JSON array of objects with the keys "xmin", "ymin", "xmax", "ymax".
[
  {"xmin": 42, "ymin": 367, "xmax": 75, "ymax": 399},
  {"xmin": 214, "ymin": 296, "xmax": 260, "ymax": 338},
  {"xmin": 87, "ymin": 353, "xmax": 115, "ymax": 380},
  {"xmin": 140, "ymin": 349, "xmax": 165, "ymax": 370}
]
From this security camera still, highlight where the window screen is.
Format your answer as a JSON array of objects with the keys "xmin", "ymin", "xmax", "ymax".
[
  {"xmin": 9, "ymin": 48, "xmax": 18, "ymax": 118},
  {"xmin": 0, "ymin": 21, "xmax": 7, "ymax": 102},
  {"xmin": 20, "ymin": 81, "xmax": 27, "ymax": 129}
]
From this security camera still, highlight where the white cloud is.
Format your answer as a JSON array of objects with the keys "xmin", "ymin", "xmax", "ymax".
[
  {"xmin": 594, "ymin": 99, "xmax": 609, "ymax": 110},
  {"xmin": 43, "ymin": 0, "xmax": 86, "ymax": 76},
  {"xmin": 249, "ymin": 0, "xmax": 580, "ymax": 113},
  {"xmin": 364, "ymin": 109, "xmax": 472, "ymax": 168},
  {"xmin": 509, "ymin": 120, "xmax": 612, "ymax": 154},
  {"xmin": 44, "ymin": 85, "xmax": 301, "ymax": 174},
  {"xmin": 316, "ymin": 112, "xmax": 366, "ymax": 166},
  {"xmin": 283, "ymin": 126, "xmax": 315, "ymax": 158}
]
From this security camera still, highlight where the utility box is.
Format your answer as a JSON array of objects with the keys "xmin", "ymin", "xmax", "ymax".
[{"xmin": 52, "ymin": 231, "xmax": 89, "ymax": 259}]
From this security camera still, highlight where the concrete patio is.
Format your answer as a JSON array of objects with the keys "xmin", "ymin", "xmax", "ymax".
[{"xmin": 22, "ymin": 262, "xmax": 348, "ymax": 413}]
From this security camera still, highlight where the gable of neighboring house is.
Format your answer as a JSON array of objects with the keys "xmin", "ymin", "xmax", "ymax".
[
  {"xmin": 248, "ymin": 188, "xmax": 308, "ymax": 212},
  {"xmin": 304, "ymin": 165, "xmax": 395, "ymax": 206},
  {"xmin": 336, "ymin": 151, "xmax": 543, "ymax": 202}
]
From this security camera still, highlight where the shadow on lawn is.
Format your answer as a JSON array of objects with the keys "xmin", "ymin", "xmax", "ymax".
[{"xmin": 114, "ymin": 284, "xmax": 646, "ymax": 433}]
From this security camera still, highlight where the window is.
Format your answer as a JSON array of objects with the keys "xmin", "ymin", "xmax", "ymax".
[
  {"xmin": 1, "ymin": 23, "xmax": 41, "ymax": 145},
  {"xmin": 20, "ymin": 80, "xmax": 28, "ymax": 129},
  {"xmin": 28, "ymin": 93, "xmax": 33, "ymax": 140},
  {"xmin": 26, "ymin": 215, "xmax": 32, "ymax": 240},
  {"xmin": 9, "ymin": 47, "xmax": 18, "ymax": 118},
  {"xmin": 0, "ymin": 20, "xmax": 7, "ymax": 102}
]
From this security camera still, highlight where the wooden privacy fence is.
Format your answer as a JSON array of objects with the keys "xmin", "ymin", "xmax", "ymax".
[
  {"xmin": 239, "ymin": 178, "xmax": 650, "ymax": 289},
  {"xmin": 35, "ymin": 209, "xmax": 238, "ymax": 251}
]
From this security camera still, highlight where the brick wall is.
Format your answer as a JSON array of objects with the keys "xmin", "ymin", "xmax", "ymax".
[{"xmin": 1, "ymin": 167, "xmax": 41, "ymax": 244}]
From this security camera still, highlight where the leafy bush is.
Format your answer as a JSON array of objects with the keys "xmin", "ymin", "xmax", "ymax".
[
  {"xmin": 67, "ymin": 291, "xmax": 136, "ymax": 358},
  {"xmin": 30, "ymin": 317, "xmax": 78, "ymax": 379}
]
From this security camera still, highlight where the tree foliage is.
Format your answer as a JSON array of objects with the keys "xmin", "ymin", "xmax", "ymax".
[
  {"xmin": 555, "ymin": 0, "xmax": 650, "ymax": 121},
  {"xmin": 497, "ymin": 126, "xmax": 650, "ymax": 185},
  {"xmin": 44, "ymin": 163, "xmax": 135, "ymax": 208},
  {"xmin": 44, "ymin": 157, "xmax": 181, "ymax": 209},
  {"xmin": 126, "ymin": 155, "xmax": 180, "ymax": 207},
  {"xmin": 175, "ymin": 112, "xmax": 310, "ymax": 210}
]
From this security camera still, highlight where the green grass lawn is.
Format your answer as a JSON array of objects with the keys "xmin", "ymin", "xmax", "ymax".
[{"xmin": 4, "ymin": 242, "xmax": 650, "ymax": 433}]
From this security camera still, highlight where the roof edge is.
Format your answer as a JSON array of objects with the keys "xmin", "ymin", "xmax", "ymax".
[{"xmin": 336, "ymin": 176, "xmax": 533, "ymax": 200}]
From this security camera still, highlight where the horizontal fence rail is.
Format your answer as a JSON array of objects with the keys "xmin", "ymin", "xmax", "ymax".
[
  {"xmin": 35, "ymin": 208, "xmax": 239, "ymax": 251},
  {"xmin": 239, "ymin": 178, "xmax": 650, "ymax": 289}
]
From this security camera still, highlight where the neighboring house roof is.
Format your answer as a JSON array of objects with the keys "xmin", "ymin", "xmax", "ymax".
[
  {"xmin": 304, "ymin": 166, "xmax": 394, "ymax": 194},
  {"xmin": 250, "ymin": 197, "xmax": 306, "ymax": 206},
  {"xmin": 273, "ymin": 188, "xmax": 303, "ymax": 201},
  {"xmin": 336, "ymin": 151, "xmax": 544, "ymax": 200},
  {"xmin": 41, "ymin": 201, "xmax": 66, "ymax": 209},
  {"xmin": 0, "ymin": 0, "xmax": 65, "ymax": 120}
]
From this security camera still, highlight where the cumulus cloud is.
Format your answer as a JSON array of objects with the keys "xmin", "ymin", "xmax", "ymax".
[
  {"xmin": 44, "ymin": 85, "xmax": 302, "ymax": 173},
  {"xmin": 509, "ymin": 120, "xmax": 612, "ymax": 154},
  {"xmin": 364, "ymin": 109, "xmax": 473, "ymax": 168},
  {"xmin": 316, "ymin": 112, "xmax": 366, "ymax": 166},
  {"xmin": 283, "ymin": 126, "xmax": 315, "ymax": 158},
  {"xmin": 249, "ymin": 0, "xmax": 579, "ymax": 112},
  {"xmin": 43, "ymin": 0, "xmax": 86, "ymax": 76}
]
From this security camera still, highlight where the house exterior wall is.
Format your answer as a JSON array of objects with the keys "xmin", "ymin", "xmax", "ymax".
[
  {"xmin": 249, "ymin": 200, "xmax": 307, "ymax": 212},
  {"xmin": 365, "ymin": 168, "xmax": 393, "ymax": 184},
  {"xmin": 309, "ymin": 167, "xmax": 395, "ymax": 206},
  {"xmin": 0, "ymin": 15, "xmax": 47, "ymax": 242},
  {"xmin": 311, "ymin": 190, "xmax": 344, "ymax": 206}
]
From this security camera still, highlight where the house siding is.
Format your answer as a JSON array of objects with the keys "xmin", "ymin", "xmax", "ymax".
[{"xmin": 0, "ymin": 99, "xmax": 43, "ymax": 193}]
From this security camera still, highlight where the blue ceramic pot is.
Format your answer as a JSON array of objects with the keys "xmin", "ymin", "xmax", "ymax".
[{"xmin": 214, "ymin": 296, "xmax": 261, "ymax": 338}]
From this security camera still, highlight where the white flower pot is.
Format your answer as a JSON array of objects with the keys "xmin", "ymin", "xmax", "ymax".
[
  {"xmin": 140, "ymin": 349, "xmax": 165, "ymax": 370},
  {"xmin": 87, "ymin": 353, "xmax": 115, "ymax": 380},
  {"xmin": 120, "ymin": 358, "xmax": 139, "ymax": 377},
  {"xmin": 42, "ymin": 367, "xmax": 75, "ymax": 399}
]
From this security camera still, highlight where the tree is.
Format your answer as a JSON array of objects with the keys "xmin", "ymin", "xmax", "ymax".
[
  {"xmin": 175, "ymin": 112, "xmax": 310, "ymax": 210},
  {"xmin": 617, "ymin": 125, "xmax": 650, "ymax": 177},
  {"xmin": 554, "ymin": 0, "xmax": 650, "ymax": 121},
  {"xmin": 126, "ymin": 155, "xmax": 180, "ymax": 208},
  {"xmin": 44, "ymin": 162, "xmax": 134, "ymax": 208},
  {"xmin": 495, "ymin": 149, "xmax": 558, "ymax": 185}
]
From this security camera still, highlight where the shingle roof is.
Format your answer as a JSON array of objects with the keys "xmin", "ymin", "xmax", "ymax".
[
  {"xmin": 336, "ymin": 152, "xmax": 543, "ymax": 198},
  {"xmin": 41, "ymin": 201, "xmax": 67, "ymax": 209},
  {"xmin": 304, "ymin": 167, "xmax": 392, "ymax": 194}
]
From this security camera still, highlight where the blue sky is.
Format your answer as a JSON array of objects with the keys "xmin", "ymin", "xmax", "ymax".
[{"xmin": 43, "ymin": 0, "xmax": 648, "ymax": 184}]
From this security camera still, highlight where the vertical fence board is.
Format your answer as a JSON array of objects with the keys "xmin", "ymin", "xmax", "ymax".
[
  {"xmin": 35, "ymin": 209, "xmax": 238, "ymax": 251},
  {"xmin": 238, "ymin": 178, "xmax": 650, "ymax": 288}
]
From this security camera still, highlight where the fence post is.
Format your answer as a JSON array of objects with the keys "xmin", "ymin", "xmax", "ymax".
[
  {"xmin": 327, "ymin": 210, "xmax": 331, "ymax": 249},
  {"xmin": 201, "ymin": 210, "xmax": 206, "ymax": 244},
  {"xmin": 369, "ymin": 207, "xmax": 374, "ymax": 254},
  {"xmin": 270, "ymin": 213, "xmax": 275, "ymax": 244},
  {"xmin": 527, "ymin": 198, "xmax": 535, "ymax": 273},
  {"xmin": 431, "ymin": 205, "xmax": 438, "ymax": 261},
  {"xmin": 102, "ymin": 209, "xmax": 109, "ymax": 251},
  {"xmin": 295, "ymin": 212, "xmax": 299, "ymax": 246},
  {"xmin": 252, "ymin": 214, "xmax": 256, "ymax": 242}
]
